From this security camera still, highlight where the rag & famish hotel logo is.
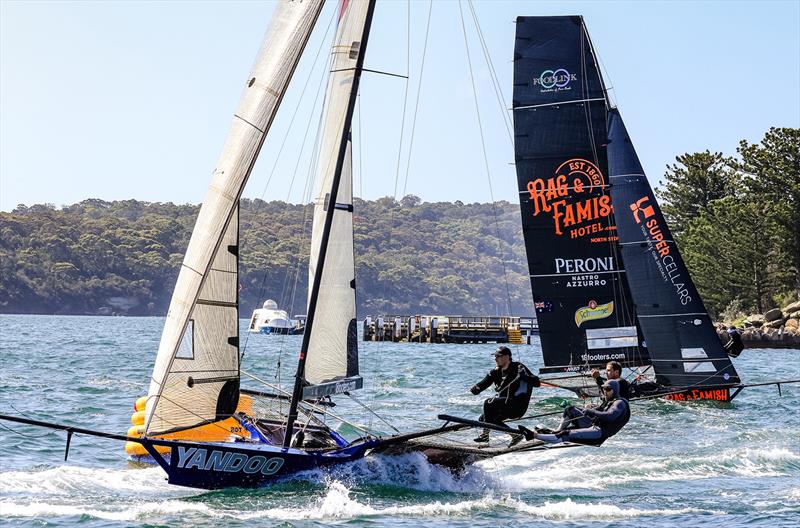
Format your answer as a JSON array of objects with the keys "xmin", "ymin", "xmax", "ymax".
[
  {"xmin": 533, "ymin": 68, "xmax": 576, "ymax": 92},
  {"xmin": 526, "ymin": 158, "xmax": 613, "ymax": 239}
]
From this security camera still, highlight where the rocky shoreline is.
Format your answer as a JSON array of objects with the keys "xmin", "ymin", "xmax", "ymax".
[{"xmin": 716, "ymin": 301, "xmax": 800, "ymax": 349}]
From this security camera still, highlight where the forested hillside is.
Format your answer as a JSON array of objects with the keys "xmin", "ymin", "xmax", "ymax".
[
  {"xmin": 0, "ymin": 197, "xmax": 532, "ymax": 317},
  {"xmin": 1, "ymin": 127, "xmax": 796, "ymax": 319}
]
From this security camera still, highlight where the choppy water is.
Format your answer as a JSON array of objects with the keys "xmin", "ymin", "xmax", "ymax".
[{"xmin": 0, "ymin": 314, "xmax": 798, "ymax": 527}]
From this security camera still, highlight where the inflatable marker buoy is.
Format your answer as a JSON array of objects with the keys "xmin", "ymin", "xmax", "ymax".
[
  {"xmin": 134, "ymin": 396, "xmax": 147, "ymax": 412},
  {"xmin": 130, "ymin": 410, "xmax": 145, "ymax": 426},
  {"xmin": 124, "ymin": 394, "xmax": 257, "ymax": 458},
  {"xmin": 127, "ymin": 425, "xmax": 144, "ymax": 437}
]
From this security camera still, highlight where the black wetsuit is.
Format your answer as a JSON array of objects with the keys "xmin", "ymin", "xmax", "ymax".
[
  {"xmin": 724, "ymin": 330, "xmax": 744, "ymax": 358},
  {"xmin": 538, "ymin": 380, "xmax": 630, "ymax": 446},
  {"xmin": 471, "ymin": 361, "xmax": 540, "ymax": 426}
]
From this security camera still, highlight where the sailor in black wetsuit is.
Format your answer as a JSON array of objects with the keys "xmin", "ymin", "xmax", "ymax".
[
  {"xmin": 591, "ymin": 360, "xmax": 633, "ymax": 399},
  {"xmin": 535, "ymin": 379, "xmax": 630, "ymax": 446},
  {"xmin": 724, "ymin": 327, "xmax": 745, "ymax": 358},
  {"xmin": 470, "ymin": 346, "xmax": 540, "ymax": 445}
]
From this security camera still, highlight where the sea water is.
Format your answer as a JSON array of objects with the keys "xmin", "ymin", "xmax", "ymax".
[{"xmin": 0, "ymin": 314, "xmax": 798, "ymax": 527}]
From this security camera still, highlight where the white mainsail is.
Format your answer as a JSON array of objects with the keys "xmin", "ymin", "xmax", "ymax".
[
  {"xmin": 303, "ymin": 0, "xmax": 371, "ymax": 397},
  {"xmin": 145, "ymin": 0, "xmax": 324, "ymax": 435}
]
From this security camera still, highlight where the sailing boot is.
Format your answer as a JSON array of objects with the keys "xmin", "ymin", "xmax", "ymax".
[
  {"xmin": 473, "ymin": 429, "xmax": 489, "ymax": 443},
  {"xmin": 508, "ymin": 433, "xmax": 524, "ymax": 447}
]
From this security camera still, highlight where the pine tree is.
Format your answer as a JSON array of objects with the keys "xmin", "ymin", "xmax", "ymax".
[
  {"xmin": 737, "ymin": 127, "xmax": 800, "ymax": 297},
  {"xmin": 682, "ymin": 197, "xmax": 791, "ymax": 315},
  {"xmin": 656, "ymin": 151, "xmax": 737, "ymax": 237}
]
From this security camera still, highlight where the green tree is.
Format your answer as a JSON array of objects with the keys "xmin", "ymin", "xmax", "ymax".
[
  {"xmin": 656, "ymin": 150, "xmax": 737, "ymax": 237},
  {"xmin": 736, "ymin": 127, "xmax": 800, "ymax": 296},
  {"xmin": 682, "ymin": 197, "xmax": 791, "ymax": 315}
]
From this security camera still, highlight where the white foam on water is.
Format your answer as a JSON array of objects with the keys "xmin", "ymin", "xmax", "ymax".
[
  {"xmin": 0, "ymin": 499, "xmax": 212, "ymax": 521},
  {"xmin": 478, "ymin": 444, "xmax": 800, "ymax": 489},
  {"xmin": 512, "ymin": 497, "xmax": 719, "ymax": 519},
  {"xmin": 288, "ymin": 452, "xmax": 498, "ymax": 493},
  {"xmin": 0, "ymin": 464, "xmax": 184, "ymax": 497},
  {"xmin": 233, "ymin": 482, "xmax": 719, "ymax": 521}
]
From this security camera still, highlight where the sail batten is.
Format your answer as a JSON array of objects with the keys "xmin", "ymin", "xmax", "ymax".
[{"xmin": 145, "ymin": 1, "xmax": 325, "ymax": 435}]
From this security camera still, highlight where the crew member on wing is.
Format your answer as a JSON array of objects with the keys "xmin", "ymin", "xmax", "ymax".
[
  {"xmin": 470, "ymin": 346, "xmax": 540, "ymax": 446},
  {"xmin": 534, "ymin": 379, "xmax": 630, "ymax": 445},
  {"xmin": 723, "ymin": 327, "xmax": 745, "ymax": 358}
]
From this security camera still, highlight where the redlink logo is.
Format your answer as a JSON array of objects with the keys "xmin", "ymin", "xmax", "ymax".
[{"xmin": 630, "ymin": 196, "xmax": 655, "ymax": 224}]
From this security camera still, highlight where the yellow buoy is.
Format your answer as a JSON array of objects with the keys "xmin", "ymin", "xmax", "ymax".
[
  {"xmin": 134, "ymin": 396, "xmax": 148, "ymax": 412},
  {"xmin": 130, "ymin": 410, "xmax": 146, "ymax": 425}
]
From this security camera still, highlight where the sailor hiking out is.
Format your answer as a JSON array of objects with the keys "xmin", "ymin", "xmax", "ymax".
[
  {"xmin": 724, "ymin": 327, "xmax": 745, "ymax": 358},
  {"xmin": 535, "ymin": 379, "xmax": 630, "ymax": 446},
  {"xmin": 471, "ymin": 346, "xmax": 540, "ymax": 446}
]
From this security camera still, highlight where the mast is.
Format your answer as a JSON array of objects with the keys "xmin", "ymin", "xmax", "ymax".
[{"xmin": 284, "ymin": 0, "xmax": 377, "ymax": 447}]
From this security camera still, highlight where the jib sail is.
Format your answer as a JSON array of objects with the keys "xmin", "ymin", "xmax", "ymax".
[
  {"xmin": 512, "ymin": 16, "xmax": 647, "ymax": 373},
  {"xmin": 607, "ymin": 108, "xmax": 740, "ymax": 389}
]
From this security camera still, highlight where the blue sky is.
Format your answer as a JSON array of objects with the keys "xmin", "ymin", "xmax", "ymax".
[{"xmin": 1, "ymin": 0, "xmax": 798, "ymax": 211}]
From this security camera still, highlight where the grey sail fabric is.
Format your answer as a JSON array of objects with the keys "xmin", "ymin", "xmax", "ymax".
[
  {"xmin": 303, "ymin": 1, "xmax": 369, "ymax": 398},
  {"xmin": 145, "ymin": 0, "xmax": 324, "ymax": 435},
  {"xmin": 153, "ymin": 207, "xmax": 240, "ymax": 433}
]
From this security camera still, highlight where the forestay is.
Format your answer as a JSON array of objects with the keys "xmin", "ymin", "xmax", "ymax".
[
  {"xmin": 607, "ymin": 108, "xmax": 740, "ymax": 389},
  {"xmin": 303, "ymin": 0, "xmax": 367, "ymax": 399},
  {"xmin": 512, "ymin": 16, "xmax": 648, "ymax": 373},
  {"xmin": 145, "ymin": 1, "xmax": 324, "ymax": 435}
]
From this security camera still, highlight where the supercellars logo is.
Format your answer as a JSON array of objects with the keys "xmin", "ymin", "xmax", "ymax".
[
  {"xmin": 631, "ymin": 196, "xmax": 692, "ymax": 306},
  {"xmin": 526, "ymin": 158, "xmax": 613, "ymax": 239}
]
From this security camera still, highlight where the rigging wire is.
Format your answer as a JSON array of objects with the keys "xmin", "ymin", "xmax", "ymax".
[
  {"xmin": 457, "ymin": 0, "xmax": 516, "ymax": 349},
  {"xmin": 399, "ymin": 0, "xmax": 433, "ymax": 198},
  {"xmin": 391, "ymin": 0, "xmax": 412, "ymax": 200},
  {"xmin": 466, "ymin": 0, "xmax": 514, "ymax": 147}
]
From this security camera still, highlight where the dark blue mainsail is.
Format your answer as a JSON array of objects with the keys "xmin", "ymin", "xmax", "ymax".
[
  {"xmin": 607, "ymin": 108, "xmax": 740, "ymax": 389},
  {"xmin": 513, "ymin": 16, "xmax": 648, "ymax": 373}
]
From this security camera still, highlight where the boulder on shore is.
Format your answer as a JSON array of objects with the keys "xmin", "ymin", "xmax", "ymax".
[
  {"xmin": 744, "ymin": 314, "xmax": 765, "ymax": 327},
  {"xmin": 764, "ymin": 318, "xmax": 787, "ymax": 329},
  {"xmin": 782, "ymin": 300, "xmax": 800, "ymax": 315},
  {"xmin": 764, "ymin": 308, "xmax": 783, "ymax": 322}
]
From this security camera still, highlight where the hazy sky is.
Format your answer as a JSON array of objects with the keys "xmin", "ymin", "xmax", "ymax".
[{"xmin": 1, "ymin": 0, "xmax": 798, "ymax": 211}]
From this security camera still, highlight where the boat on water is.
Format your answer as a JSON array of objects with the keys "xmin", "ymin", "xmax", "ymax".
[
  {"xmin": 3, "ymin": 4, "xmax": 796, "ymax": 492},
  {"xmin": 248, "ymin": 300, "xmax": 305, "ymax": 334},
  {"xmin": 0, "ymin": 1, "xmax": 580, "ymax": 490},
  {"xmin": 512, "ymin": 16, "xmax": 741, "ymax": 401}
]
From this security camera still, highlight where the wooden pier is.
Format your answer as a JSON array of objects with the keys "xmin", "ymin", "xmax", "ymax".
[{"xmin": 362, "ymin": 315, "xmax": 539, "ymax": 344}]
